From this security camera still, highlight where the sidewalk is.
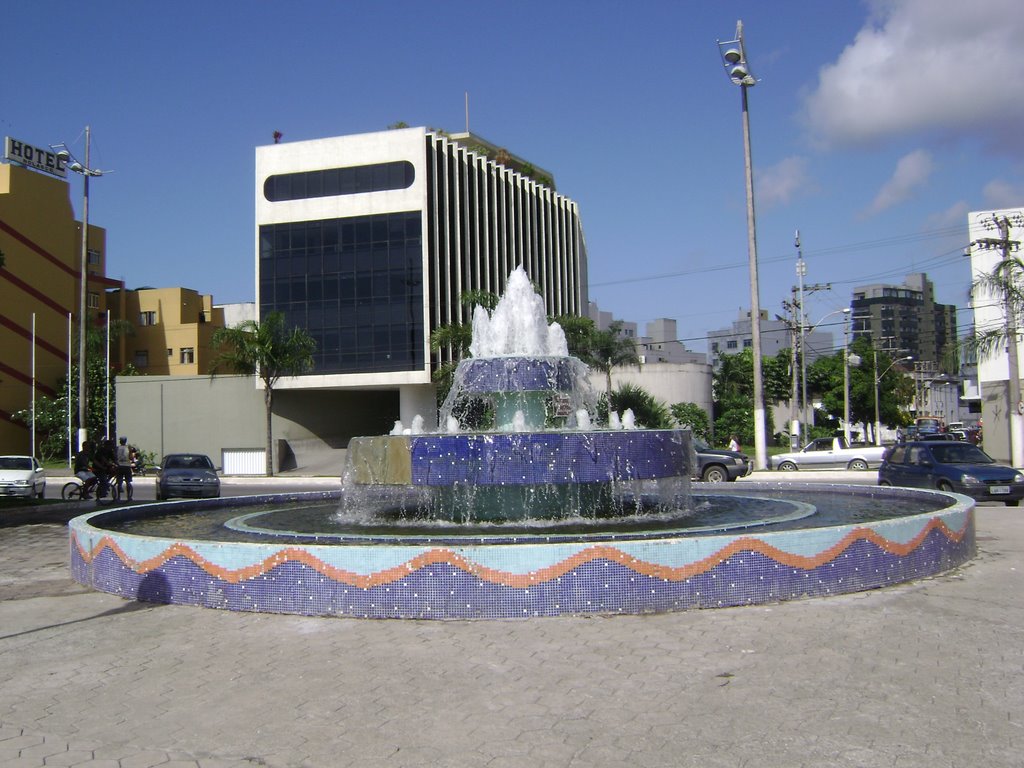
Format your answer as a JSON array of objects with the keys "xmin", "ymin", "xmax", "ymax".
[{"xmin": 0, "ymin": 503, "xmax": 1021, "ymax": 767}]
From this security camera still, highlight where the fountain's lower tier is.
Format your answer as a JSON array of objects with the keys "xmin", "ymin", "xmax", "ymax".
[
  {"xmin": 68, "ymin": 484, "xmax": 976, "ymax": 619},
  {"xmin": 345, "ymin": 428, "xmax": 691, "ymax": 521}
]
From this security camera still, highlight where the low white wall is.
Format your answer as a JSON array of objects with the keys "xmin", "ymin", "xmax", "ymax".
[{"xmin": 591, "ymin": 362, "xmax": 713, "ymax": 416}]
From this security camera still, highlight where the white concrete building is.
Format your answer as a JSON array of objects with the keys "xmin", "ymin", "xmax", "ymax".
[
  {"xmin": 256, "ymin": 127, "xmax": 589, "ymax": 430},
  {"xmin": 968, "ymin": 206, "xmax": 1024, "ymax": 463}
]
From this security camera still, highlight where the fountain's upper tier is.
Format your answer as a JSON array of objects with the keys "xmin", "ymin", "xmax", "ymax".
[{"xmin": 469, "ymin": 267, "xmax": 568, "ymax": 359}]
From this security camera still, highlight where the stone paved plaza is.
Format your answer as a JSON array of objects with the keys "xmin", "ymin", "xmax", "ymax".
[{"xmin": 0, "ymin": 504, "xmax": 1021, "ymax": 767}]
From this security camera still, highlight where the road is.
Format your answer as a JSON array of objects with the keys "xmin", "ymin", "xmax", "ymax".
[
  {"xmin": 43, "ymin": 473, "xmax": 340, "ymax": 502},
  {"xmin": 34, "ymin": 465, "xmax": 1011, "ymax": 507}
]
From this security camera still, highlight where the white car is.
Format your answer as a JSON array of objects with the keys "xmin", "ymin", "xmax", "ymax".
[{"xmin": 0, "ymin": 455, "xmax": 46, "ymax": 498}]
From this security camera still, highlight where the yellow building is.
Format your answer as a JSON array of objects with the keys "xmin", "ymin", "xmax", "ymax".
[
  {"xmin": 0, "ymin": 160, "xmax": 118, "ymax": 456},
  {"xmin": 107, "ymin": 287, "xmax": 226, "ymax": 375}
]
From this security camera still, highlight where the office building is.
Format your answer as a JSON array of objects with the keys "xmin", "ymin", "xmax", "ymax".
[
  {"xmin": 850, "ymin": 273, "xmax": 957, "ymax": 370},
  {"xmin": 707, "ymin": 309, "xmax": 833, "ymax": 370},
  {"xmin": 969, "ymin": 207, "xmax": 1024, "ymax": 461}
]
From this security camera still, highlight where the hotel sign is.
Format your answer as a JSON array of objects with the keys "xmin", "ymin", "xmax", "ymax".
[{"xmin": 4, "ymin": 136, "xmax": 68, "ymax": 179}]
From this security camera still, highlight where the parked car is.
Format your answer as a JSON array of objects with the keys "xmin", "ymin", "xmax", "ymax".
[
  {"xmin": 156, "ymin": 453, "xmax": 221, "ymax": 500},
  {"xmin": 878, "ymin": 441, "xmax": 1024, "ymax": 506},
  {"xmin": 768, "ymin": 437, "xmax": 887, "ymax": 471},
  {"xmin": 0, "ymin": 455, "xmax": 46, "ymax": 498},
  {"xmin": 692, "ymin": 439, "xmax": 751, "ymax": 482}
]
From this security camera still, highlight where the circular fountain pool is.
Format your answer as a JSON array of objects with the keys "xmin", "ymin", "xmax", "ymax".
[
  {"xmin": 69, "ymin": 268, "xmax": 976, "ymax": 617},
  {"xmin": 68, "ymin": 483, "xmax": 975, "ymax": 619}
]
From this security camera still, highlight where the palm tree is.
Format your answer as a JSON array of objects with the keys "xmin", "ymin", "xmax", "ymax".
[
  {"xmin": 429, "ymin": 289, "xmax": 499, "ymax": 403},
  {"xmin": 969, "ymin": 253, "xmax": 1024, "ymax": 359},
  {"xmin": 211, "ymin": 312, "xmax": 316, "ymax": 476},
  {"xmin": 580, "ymin": 321, "xmax": 641, "ymax": 394}
]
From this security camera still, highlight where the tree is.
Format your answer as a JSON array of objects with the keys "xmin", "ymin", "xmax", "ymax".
[
  {"xmin": 968, "ymin": 251, "xmax": 1024, "ymax": 360},
  {"xmin": 805, "ymin": 336, "xmax": 913, "ymax": 442},
  {"xmin": 429, "ymin": 289, "xmax": 499, "ymax": 405},
  {"xmin": 211, "ymin": 312, "xmax": 316, "ymax": 476},
  {"xmin": 551, "ymin": 314, "xmax": 597, "ymax": 360},
  {"xmin": 670, "ymin": 402, "xmax": 710, "ymax": 442},
  {"xmin": 712, "ymin": 349, "xmax": 777, "ymax": 447},
  {"xmin": 577, "ymin": 320, "xmax": 640, "ymax": 394},
  {"xmin": 14, "ymin": 317, "xmax": 137, "ymax": 460},
  {"xmin": 601, "ymin": 383, "xmax": 671, "ymax": 429}
]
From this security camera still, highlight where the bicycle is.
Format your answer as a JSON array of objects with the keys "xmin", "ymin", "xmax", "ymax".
[{"xmin": 61, "ymin": 476, "xmax": 120, "ymax": 504}]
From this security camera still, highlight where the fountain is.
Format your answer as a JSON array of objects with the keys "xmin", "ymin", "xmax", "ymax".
[{"xmin": 68, "ymin": 268, "xmax": 976, "ymax": 619}]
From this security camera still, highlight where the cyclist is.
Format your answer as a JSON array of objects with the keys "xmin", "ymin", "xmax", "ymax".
[
  {"xmin": 73, "ymin": 440, "xmax": 99, "ymax": 499},
  {"xmin": 93, "ymin": 438, "xmax": 118, "ymax": 500}
]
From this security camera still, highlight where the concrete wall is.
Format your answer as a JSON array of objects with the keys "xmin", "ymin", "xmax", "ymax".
[
  {"xmin": 981, "ymin": 380, "xmax": 1011, "ymax": 464},
  {"xmin": 115, "ymin": 374, "xmax": 401, "ymax": 472},
  {"xmin": 593, "ymin": 362, "xmax": 713, "ymax": 417}
]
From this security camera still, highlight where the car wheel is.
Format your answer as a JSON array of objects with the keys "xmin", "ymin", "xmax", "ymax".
[
  {"xmin": 847, "ymin": 459, "xmax": 869, "ymax": 471},
  {"xmin": 777, "ymin": 461, "xmax": 798, "ymax": 472},
  {"xmin": 37, "ymin": 485, "xmax": 45, "ymax": 499},
  {"xmin": 1007, "ymin": 500, "xmax": 1020, "ymax": 507},
  {"xmin": 701, "ymin": 465, "xmax": 728, "ymax": 483},
  {"xmin": 878, "ymin": 480, "xmax": 892, "ymax": 487},
  {"xmin": 155, "ymin": 487, "xmax": 163, "ymax": 501},
  {"xmin": 937, "ymin": 480, "xmax": 954, "ymax": 493}
]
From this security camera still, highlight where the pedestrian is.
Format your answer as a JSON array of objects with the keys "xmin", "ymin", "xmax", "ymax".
[
  {"xmin": 728, "ymin": 435, "xmax": 740, "ymax": 452},
  {"xmin": 116, "ymin": 436, "xmax": 134, "ymax": 501}
]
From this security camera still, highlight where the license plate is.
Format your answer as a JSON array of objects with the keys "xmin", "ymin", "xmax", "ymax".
[{"xmin": 990, "ymin": 485, "xmax": 1010, "ymax": 495}]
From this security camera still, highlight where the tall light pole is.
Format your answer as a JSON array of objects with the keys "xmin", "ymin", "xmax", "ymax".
[
  {"xmin": 874, "ymin": 351, "xmax": 913, "ymax": 446},
  {"xmin": 796, "ymin": 231, "xmax": 808, "ymax": 429},
  {"xmin": 718, "ymin": 20, "xmax": 766, "ymax": 470},
  {"xmin": 54, "ymin": 127, "xmax": 104, "ymax": 451}
]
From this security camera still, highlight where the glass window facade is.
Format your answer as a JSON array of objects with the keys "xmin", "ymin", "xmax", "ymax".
[
  {"xmin": 259, "ymin": 211, "xmax": 424, "ymax": 374},
  {"xmin": 263, "ymin": 161, "xmax": 415, "ymax": 202}
]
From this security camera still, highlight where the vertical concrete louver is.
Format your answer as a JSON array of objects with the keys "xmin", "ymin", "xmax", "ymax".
[{"xmin": 424, "ymin": 132, "xmax": 588, "ymax": 367}]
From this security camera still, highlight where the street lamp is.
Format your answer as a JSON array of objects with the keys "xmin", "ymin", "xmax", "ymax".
[
  {"xmin": 874, "ymin": 351, "xmax": 913, "ymax": 446},
  {"xmin": 718, "ymin": 20, "xmax": 766, "ymax": 471},
  {"xmin": 53, "ymin": 126, "xmax": 104, "ymax": 451}
]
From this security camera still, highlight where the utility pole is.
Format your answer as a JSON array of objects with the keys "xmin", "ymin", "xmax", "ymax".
[
  {"xmin": 974, "ymin": 214, "xmax": 1024, "ymax": 466},
  {"xmin": 779, "ymin": 301, "xmax": 800, "ymax": 449},
  {"xmin": 791, "ymin": 234, "xmax": 831, "ymax": 435}
]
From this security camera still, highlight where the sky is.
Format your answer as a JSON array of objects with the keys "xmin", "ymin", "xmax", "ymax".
[{"xmin": 5, "ymin": 0, "xmax": 1023, "ymax": 354}]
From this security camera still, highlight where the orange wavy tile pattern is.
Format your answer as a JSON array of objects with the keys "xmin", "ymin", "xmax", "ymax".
[{"xmin": 71, "ymin": 512, "xmax": 971, "ymax": 591}]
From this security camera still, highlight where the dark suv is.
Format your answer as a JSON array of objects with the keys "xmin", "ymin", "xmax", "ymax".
[{"xmin": 693, "ymin": 439, "xmax": 752, "ymax": 482}]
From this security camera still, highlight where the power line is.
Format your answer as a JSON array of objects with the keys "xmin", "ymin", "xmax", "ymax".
[{"xmin": 589, "ymin": 225, "xmax": 969, "ymax": 289}]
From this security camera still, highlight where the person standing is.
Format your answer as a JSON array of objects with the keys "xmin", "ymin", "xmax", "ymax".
[
  {"xmin": 116, "ymin": 436, "xmax": 134, "ymax": 501},
  {"xmin": 728, "ymin": 435, "xmax": 741, "ymax": 452}
]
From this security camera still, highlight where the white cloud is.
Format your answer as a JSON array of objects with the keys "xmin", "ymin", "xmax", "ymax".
[
  {"xmin": 803, "ymin": 0, "xmax": 1024, "ymax": 150},
  {"xmin": 864, "ymin": 149, "xmax": 933, "ymax": 216},
  {"xmin": 925, "ymin": 200, "xmax": 970, "ymax": 231},
  {"xmin": 756, "ymin": 156, "xmax": 814, "ymax": 209},
  {"xmin": 983, "ymin": 179, "xmax": 1024, "ymax": 208}
]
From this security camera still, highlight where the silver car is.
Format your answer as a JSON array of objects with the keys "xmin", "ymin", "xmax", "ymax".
[
  {"xmin": 156, "ymin": 453, "xmax": 221, "ymax": 500},
  {"xmin": 0, "ymin": 455, "xmax": 46, "ymax": 498}
]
